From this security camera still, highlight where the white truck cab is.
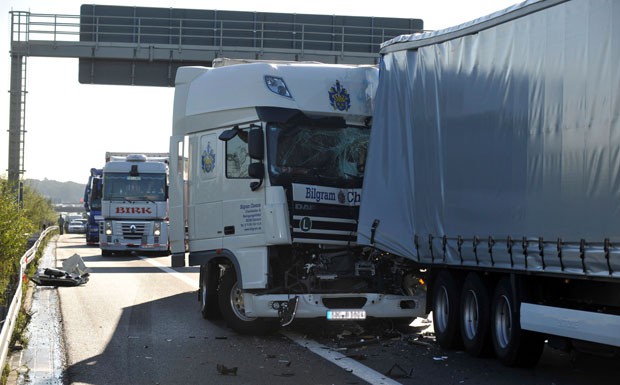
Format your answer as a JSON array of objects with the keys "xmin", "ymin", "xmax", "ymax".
[
  {"xmin": 100, "ymin": 152, "xmax": 170, "ymax": 256},
  {"xmin": 169, "ymin": 60, "xmax": 426, "ymax": 333}
]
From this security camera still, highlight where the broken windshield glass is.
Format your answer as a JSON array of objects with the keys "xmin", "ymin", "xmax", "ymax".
[{"xmin": 267, "ymin": 123, "xmax": 369, "ymax": 186}]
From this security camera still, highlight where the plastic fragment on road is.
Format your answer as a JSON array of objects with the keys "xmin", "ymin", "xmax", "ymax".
[{"xmin": 62, "ymin": 253, "xmax": 91, "ymax": 276}]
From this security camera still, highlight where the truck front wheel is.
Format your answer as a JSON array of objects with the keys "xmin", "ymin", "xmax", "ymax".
[
  {"xmin": 199, "ymin": 264, "xmax": 221, "ymax": 319},
  {"xmin": 218, "ymin": 268, "xmax": 278, "ymax": 335}
]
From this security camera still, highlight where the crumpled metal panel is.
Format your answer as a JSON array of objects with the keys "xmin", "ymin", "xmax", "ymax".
[{"xmin": 358, "ymin": 0, "xmax": 620, "ymax": 278}]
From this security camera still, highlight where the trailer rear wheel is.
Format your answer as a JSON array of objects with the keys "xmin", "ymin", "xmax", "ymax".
[
  {"xmin": 491, "ymin": 277, "xmax": 544, "ymax": 367},
  {"xmin": 460, "ymin": 272, "xmax": 493, "ymax": 357},
  {"xmin": 199, "ymin": 264, "xmax": 221, "ymax": 319},
  {"xmin": 218, "ymin": 268, "xmax": 278, "ymax": 335},
  {"xmin": 432, "ymin": 270, "xmax": 462, "ymax": 349}
]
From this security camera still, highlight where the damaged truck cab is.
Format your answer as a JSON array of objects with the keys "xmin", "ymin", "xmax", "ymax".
[{"xmin": 169, "ymin": 60, "xmax": 426, "ymax": 333}]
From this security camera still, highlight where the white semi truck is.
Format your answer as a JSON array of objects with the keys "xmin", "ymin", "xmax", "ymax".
[
  {"xmin": 100, "ymin": 152, "xmax": 170, "ymax": 256},
  {"xmin": 358, "ymin": 0, "xmax": 620, "ymax": 367},
  {"xmin": 169, "ymin": 60, "xmax": 427, "ymax": 334}
]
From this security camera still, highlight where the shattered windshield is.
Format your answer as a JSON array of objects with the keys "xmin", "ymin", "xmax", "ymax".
[
  {"xmin": 267, "ymin": 123, "xmax": 369, "ymax": 187},
  {"xmin": 103, "ymin": 173, "xmax": 167, "ymax": 201}
]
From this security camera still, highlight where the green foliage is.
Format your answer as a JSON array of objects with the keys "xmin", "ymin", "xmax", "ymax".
[
  {"xmin": 10, "ymin": 311, "xmax": 31, "ymax": 348},
  {"xmin": 0, "ymin": 181, "xmax": 34, "ymax": 301},
  {"xmin": 2, "ymin": 363, "xmax": 10, "ymax": 385},
  {"xmin": 24, "ymin": 230, "xmax": 54, "ymax": 279},
  {"xmin": 0, "ymin": 179, "xmax": 58, "ymax": 306},
  {"xmin": 21, "ymin": 185, "xmax": 57, "ymax": 230}
]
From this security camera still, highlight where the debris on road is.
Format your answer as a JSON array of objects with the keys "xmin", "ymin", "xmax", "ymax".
[
  {"xmin": 216, "ymin": 364, "xmax": 238, "ymax": 376},
  {"xmin": 273, "ymin": 372, "xmax": 295, "ymax": 377},
  {"xmin": 30, "ymin": 254, "xmax": 90, "ymax": 287},
  {"xmin": 30, "ymin": 268, "xmax": 89, "ymax": 287},
  {"xmin": 386, "ymin": 363, "xmax": 413, "ymax": 379},
  {"xmin": 62, "ymin": 253, "xmax": 90, "ymax": 276}
]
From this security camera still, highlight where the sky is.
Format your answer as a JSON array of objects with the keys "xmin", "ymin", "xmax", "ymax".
[{"xmin": 1, "ymin": 0, "xmax": 521, "ymax": 185}]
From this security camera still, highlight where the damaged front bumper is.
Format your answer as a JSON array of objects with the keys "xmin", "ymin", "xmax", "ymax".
[{"xmin": 243, "ymin": 292, "xmax": 427, "ymax": 321}]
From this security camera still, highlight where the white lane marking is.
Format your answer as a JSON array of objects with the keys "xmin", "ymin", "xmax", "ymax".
[
  {"xmin": 281, "ymin": 330, "xmax": 403, "ymax": 385},
  {"xmin": 144, "ymin": 256, "xmax": 403, "ymax": 385},
  {"xmin": 140, "ymin": 256, "xmax": 198, "ymax": 288}
]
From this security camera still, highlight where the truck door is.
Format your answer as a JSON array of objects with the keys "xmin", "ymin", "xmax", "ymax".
[{"xmin": 188, "ymin": 133, "xmax": 223, "ymax": 250}]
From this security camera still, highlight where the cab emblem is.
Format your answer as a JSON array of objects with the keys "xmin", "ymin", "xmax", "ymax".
[{"xmin": 328, "ymin": 80, "xmax": 351, "ymax": 111}]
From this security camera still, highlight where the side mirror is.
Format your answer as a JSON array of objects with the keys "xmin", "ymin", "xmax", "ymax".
[
  {"xmin": 248, "ymin": 128, "xmax": 264, "ymax": 160},
  {"xmin": 248, "ymin": 163, "xmax": 264, "ymax": 179},
  {"xmin": 248, "ymin": 163, "xmax": 264, "ymax": 191},
  {"xmin": 219, "ymin": 127, "xmax": 239, "ymax": 141}
]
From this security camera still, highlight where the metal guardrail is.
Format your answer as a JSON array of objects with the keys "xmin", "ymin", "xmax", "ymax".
[
  {"xmin": 0, "ymin": 226, "xmax": 57, "ymax": 372},
  {"xmin": 10, "ymin": 11, "xmax": 422, "ymax": 56}
]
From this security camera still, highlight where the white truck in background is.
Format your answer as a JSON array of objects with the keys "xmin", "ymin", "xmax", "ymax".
[
  {"xmin": 100, "ymin": 152, "xmax": 170, "ymax": 256},
  {"xmin": 358, "ymin": 0, "xmax": 620, "ymax": 367},
  {"xmin": 169, "ymin": 59, "xmax": 427, "ymax": 334}
]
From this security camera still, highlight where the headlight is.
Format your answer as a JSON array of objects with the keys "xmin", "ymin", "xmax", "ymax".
[
  {"xmin": 105, "ymin": 222, "xmax": 112, "ymax": 235},
  {"xmin": 154, "ymin": 222, "xmax": 161, "ymax": 236}
]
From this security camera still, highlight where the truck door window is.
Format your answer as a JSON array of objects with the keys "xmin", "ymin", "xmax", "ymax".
[{"xmin": 225, "ymin": 128, "xmax": 250, "ymax": 179}]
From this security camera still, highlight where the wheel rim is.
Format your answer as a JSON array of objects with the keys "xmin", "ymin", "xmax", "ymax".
[
  {"xmin": 494, "ymin": 294, "xmax": 512, "ymax": 349},
  {"xmin": 463, "ymin": 289, "xmax": 479, "ymax": 340},
  {"xmin": 201, "ymin": 281, "xmax": 207, "ymax": 310},
  {"xmin": 229, "ymin": 281, "xmax": 256, "ymax": 321},
  {"xmin": 435, "ymin": 286, "xmax": 450, "ymax": 333}
]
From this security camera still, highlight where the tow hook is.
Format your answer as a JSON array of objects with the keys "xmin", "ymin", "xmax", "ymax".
[{"xmin": 278, "ymin": 296, "xmax": 299, "ymax": 327}]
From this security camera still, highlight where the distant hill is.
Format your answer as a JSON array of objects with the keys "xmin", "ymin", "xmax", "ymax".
[{"xmin": 25, "ymin": 179, "xmax": 84, "ymax": 205}]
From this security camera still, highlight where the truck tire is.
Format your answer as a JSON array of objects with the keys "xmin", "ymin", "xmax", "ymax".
[
  {"xmin": 432, "ymin": 270, "xmax": 462, "ymax": 349},
  {"xmin": 218, "ymin": 268, "xmax": 278, "ymax": 335},
  {"xmin": 491, "ymin": 276, "xmax": 544, "ymax": 367},
  {"xmin": 460, "ymin": 272, "xmax": 493, "ymax": 357},
  {"xmin": 199, "ymin": 264, "xmax": 221, "ymax": 319}
]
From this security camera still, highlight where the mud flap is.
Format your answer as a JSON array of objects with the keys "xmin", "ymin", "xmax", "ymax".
[{"xmin": 171, "ymin": 253, "xmax": 186, "ymax": 267}]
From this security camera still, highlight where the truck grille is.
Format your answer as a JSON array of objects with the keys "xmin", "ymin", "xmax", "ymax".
[
  {"xmin": 291, "ymin": 202, "xmax": 359, "ymax": 245},
  {"xmin": 292, "ymin": 215, "xmax": 357, "ymax": 245},
  {"xmin": 121, "ymin": 222, "xmax": 147, "ymax": 240}
]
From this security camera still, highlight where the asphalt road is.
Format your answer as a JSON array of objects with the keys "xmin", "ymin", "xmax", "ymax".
[
  {"xmin": 55, "ymin": 234, "xmax": 368, "ymax": 385},
  {"xmin": 43, "ymin": 234, "xmax": 620, "ymax": 384}
]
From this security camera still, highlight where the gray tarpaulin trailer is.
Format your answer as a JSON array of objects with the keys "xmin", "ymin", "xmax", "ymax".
[{"xmin": 358, "ymin": 0, "xmax": 620, "ymax": 367}]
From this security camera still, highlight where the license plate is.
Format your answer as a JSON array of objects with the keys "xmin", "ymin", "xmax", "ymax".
[{"xmin": 326, "ymin": 310, "xmax": 366, "ymax": 320}]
